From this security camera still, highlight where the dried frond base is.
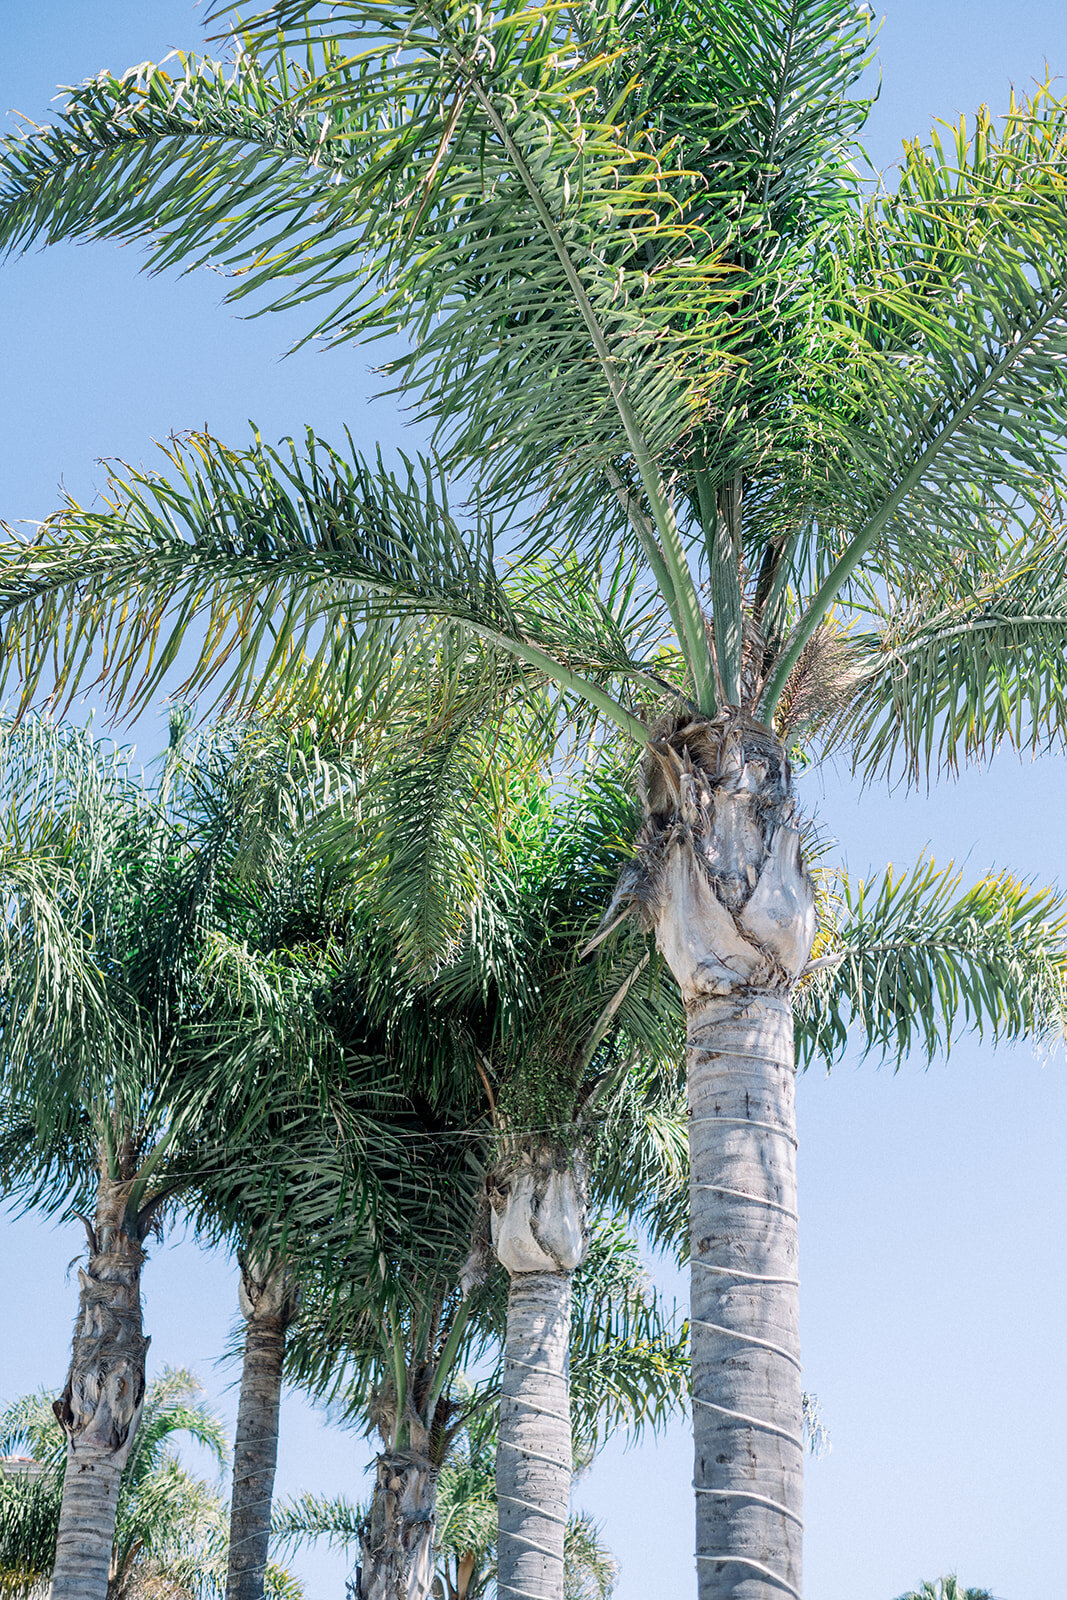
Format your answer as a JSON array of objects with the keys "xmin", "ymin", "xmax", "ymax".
[{"xmin": 620, "ymin": 712, "xmax": 816, "ymax": 1003}]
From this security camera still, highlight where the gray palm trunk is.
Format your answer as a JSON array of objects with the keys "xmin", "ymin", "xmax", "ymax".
[
  {"xmin": 490, "ymin": 1150, "xmax": 588, "ymax": 1600},
  {"xmin": 357, "ymin": 1451, "xmax": 438, "ymax": 1600},
  {"xmin": 226, "ymin": 1254, "xmax": 298, "ymax": 1600},
  {"xmin": 50, "ymin": 1171, "xmax": 150, "ymax": 1600},
  {"xmin": 639, "ymin": 713, "xmax": 815, "ymax": 1600}
]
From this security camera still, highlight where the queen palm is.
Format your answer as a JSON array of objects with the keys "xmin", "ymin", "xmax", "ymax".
[
  {"xmin": 896, "ymin": 1583, "xmax": 996, "ymax": 1600},
  {"xmin": 138, "ymin": 718, "xmax": 439, "ymax": 1600},
  {"xmin": 6, "ymin": 4, "xmax": 1067, "ymax": 1595},
  {"xmin": 0, "ymin": 717, "xmax": 240, "ymax": 1600},
  {"xmin": 0, "ymin": 716, "xmax": 405, "ymax": 1600},
  {"xmin": 209, "ymin": 745, "xmax": 694, "ymax": 1600}
]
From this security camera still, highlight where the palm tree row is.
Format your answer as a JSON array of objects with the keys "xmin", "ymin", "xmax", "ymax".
[
  {"xmin": 0, "ymin": 713, "xmax": 697, "ymax": 1599},
  {"xmin": 3, "ymin": 2, "xmax": 1067, "ymax": 1596},
  {"xmin": 1, "ymin": 705, "xmax": 1057, "ymax": 1600}
]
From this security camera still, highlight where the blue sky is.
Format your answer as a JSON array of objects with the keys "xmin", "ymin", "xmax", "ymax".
[{"xmin": 2, "ymin": 6, "xmax": 1067, "ymax": 1598}]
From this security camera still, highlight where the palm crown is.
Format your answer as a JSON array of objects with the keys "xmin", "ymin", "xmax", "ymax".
[
  {"xmin": 1, "ymin": 2, "xmax": 1067, "ymax": 772},
  {"xmin": 3, "ymin": 6, "xmax": 1067, "ymax": 1598}
]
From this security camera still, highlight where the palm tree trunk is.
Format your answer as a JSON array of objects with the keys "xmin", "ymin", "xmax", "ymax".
[
  {"xmin": 51, "ymin": 1174, "xmax": 149, "ymax": 1600},
  {"xmin": 638, "ymin": 713, "xmax": 815, "ymax": 1600},
  {"xmin": 226, "ymin": 1255, "xmax": 297, "ymax": 1600},
  {"xmin": 688, "ymin": 994, "xmax": 803, "ymax": 1600},
  {"xmin": 490, "ymin": 1150, "xmax": 587, "ymax": 1600},
  {"xmin": 357, "ymin": 1451, "xmax": 438, "ymax": 1600}
]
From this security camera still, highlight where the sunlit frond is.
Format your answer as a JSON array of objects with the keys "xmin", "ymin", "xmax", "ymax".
[{"xmin": 796, "ymin": 858, "xmax": 1067, "ymax": 1068}]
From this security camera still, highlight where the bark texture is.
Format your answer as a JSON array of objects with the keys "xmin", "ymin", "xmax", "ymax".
[
  {"xmin": 356, "ymin": 1451, "xmax": 438, "ymax": 1600},
  {"xmin": 491, "ymin": 1150, "xmax": 587, "ymax": 1600},
  {"xmin": 226, "ymin": 1255, "xmax": 298, "ymax": 1600},
  {"xmin": 636, "ymin": 713, "xmax": 815, "ymax": 1600},
  {"xmin": 51, "ymin": 1177, "xmax": 149, "ymax": 1600}
]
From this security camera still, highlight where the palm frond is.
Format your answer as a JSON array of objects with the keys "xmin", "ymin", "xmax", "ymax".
[
  {"xmin": 796, "ymin": 858, "xmax": 1067, "ymax": 1067},
  {"xmin": 563, "ymin": 1510, "xmax": 618, "ymax": 1600},
  {"xmin": 567, "ymin": 1215, "xmax": 688, "ymax": 1454},
  {"xmin": 835, "ymin": 529, "xmax": 1067, "ymax": 781},
  {"xmin": 122, "ymin": 1370, "xmax": 228, "ymax": 1489},
  {"xmin": 0, "ymin": 430, "xmax": 650, "ymax": 742},
  {"xmin": 270, "ymin": 1491, "xmax": 363, "ymax": 1557},
  {"xmin": 763, "ymin": 84, "xmax": 1067, "ymax": 712},
  {"xmin": 0, "ymin": 50, "xmax": 339, "ymax": 287}
]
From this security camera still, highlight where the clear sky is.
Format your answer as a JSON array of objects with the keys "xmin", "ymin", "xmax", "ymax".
[{"xmin": 2, "ymin": 6, "xmax": 1067, "ymax": 1599}]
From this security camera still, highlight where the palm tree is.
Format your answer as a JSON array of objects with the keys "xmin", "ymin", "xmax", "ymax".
[
  {"xmin": 180, "ymin": 737, "xmax": 691, "ymax": 1600},
  {"xmin": 0, "ymin": 717, "xmax": 404, "ymax": 1600},
  {"xmin": 6, "ymin": 7, "xmax": 1067, "ymax": 1594},
  {"xmin": 135, "ymin": 719, "xmax": 435, "ymax": 1600},
  {"xmin": 283, "ymin": 1209, "xmax": 686, "ymax": 1600},
  {"xmin": 243, "ymin": 834, "xmax": 688, "ymax": 1600},
  {"xmin": 273, "ymin": 1218, "xmax": 682, "ymax": 1600},
  {"xmin": 896, "ymin": 1582, "xmax": 996, "ymax": 1600},
  {"xmin": 400, "ymin": 762, "xmax": 687, "ymax": 1600},
  {"xmin": 0, "ymin": 1370, "xmax": 302, "ymax": 1599},
  {"xmin": 0, "ymin": 718, "xmax": 232, "ymax": 1600}
]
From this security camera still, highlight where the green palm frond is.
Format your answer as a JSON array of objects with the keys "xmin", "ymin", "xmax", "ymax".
[
  {"xmin": 5, "ymin": 8, "xmax": 1067, "ymax": 763},
  {"xmin": 0, "ymin": 49, "xmax": 337, "ymax": 285},
  {"xmin": 340, "ymin": 712, "xmax": 557, "ymax": 976},
  {"xmin": 0, "ymin": 1460, "xmax": 62, "ymax": 1597},
  {"xmin": 0, "ymin": 430, "xmax": 650, "ymax": 742},
  {"xmin": 895, "ymin": 1580, "xmax": 996, "ymax": 1600},
  {"xmin": 763, "ymin": 86, "xmax": 1067, "ymax": 710},
  {"xmin": 563, "ymin": 1511, "xmax": 618, "ymax": 1600},
  {"xmin": 435, "ymin": 1436, "xmax": 496, "ymax": 1563},
  {"xmin": 836, "ymin": 529, "xmax": 1067, "ymax": 781},
  {"xmin": 567, "ymin": 1215, "xmax": 688, "ymax": 1454},
  {"xmin": 270, "ymin": 1491, "xmax": 363, "ymax": 1556},
  {"xmin": 796, "ymin": 858, "xmax": 1067, "ymax": 1068},
  {"xmin": 0, "ymin": 1395, "xmax": 65, "ymax": 1468},
  {"xmin": 0, "ymin": 712, "xmax": 415, "ymax": 1248},
  {"xmin": 121, "ymin": 1369, "xmax": 228, "ymax": 1490}
]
